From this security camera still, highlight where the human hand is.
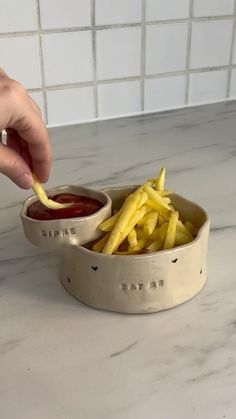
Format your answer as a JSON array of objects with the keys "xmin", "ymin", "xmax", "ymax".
[{"xmin": 0, "ymin": 68, "xmax": 51, "ymax": 189}]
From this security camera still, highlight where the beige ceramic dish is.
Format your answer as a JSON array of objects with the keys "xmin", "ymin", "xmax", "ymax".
[
  {"xmin": 21, "ymin": 185, "xmax": 112, "ymax": 251},
  {"xmin": 59, "ymin": 185, "xmax": 210, "ymax": 314}
]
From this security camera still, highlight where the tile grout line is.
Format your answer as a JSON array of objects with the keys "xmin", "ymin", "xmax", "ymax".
[
  {"xmin": 140, "ymin": 0, "xmax": 146, "ymax": 111},
  {"xmin": 35, "ymin": 0, "xmax": 48, "ymax": 124},
  {"xmin": 226, "ymin": 0, "xmax": 236, "ymax": 97},
  {"xmin": 184, "ymin": 0, "xmax": 194, "ymax": 104},
  {"xmin": 91, "ymin": 0, "xmax": 98, "ymax": 118},
  {"xmin": 0, "ymin": 15, "xmax": 235, "ymax": 39},
  {"xmin": 26, "ymin": 65, "xmax": 233, "ymax": 93}
]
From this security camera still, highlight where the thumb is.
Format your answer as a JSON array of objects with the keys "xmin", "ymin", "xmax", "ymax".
[{"xmin": 0, "ymin": 143, "xmax": 33, "ymax": 189}]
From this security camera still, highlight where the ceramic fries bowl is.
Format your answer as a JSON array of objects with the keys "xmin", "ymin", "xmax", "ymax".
[
  {"xmin": 21, "ymin": 185, "xmax": 112, "ymax": 251},
  {"xmin": 59, "ymin": 185, "xmax": 210, "ymax": 314},
  {"xmin": 21, "ymin": 184, "xmax": 210, "ymax": 314}
]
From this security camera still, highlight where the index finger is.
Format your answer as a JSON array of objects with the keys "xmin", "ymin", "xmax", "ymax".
[{"xmin": 13, "ymin": 111, "xmax": 51, "ymax": 183}]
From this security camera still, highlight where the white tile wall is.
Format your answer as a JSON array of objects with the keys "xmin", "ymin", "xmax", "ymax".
[
  {"xmin": 232, "ymin": 32, "xmax": 236, "ymax": 64},
  {"xmin": 189, "ymin": 70, "xmax": 228, "ymax": 103},
  {"xmin": 29, "ymin": 91, "xmax": 45, "ymax": 121},
  {"xmin": 96, "ymin": 27, "xmax": 141, "ymax": 80},
  {"xmin": 146, "ymin": 23, "xmax": 188, "ymax": 75},
  {"xmin": 42, "ymin": 31, "xmax": 93, "ymax": 86},
  {"xmin": 0, "ymin": 0, "xmax": 236, "ymax": 126},
  {"xmin": 146, "ymin": 0, "xmax": 189, "ymax": 21},
  {"xmin": 39, "ymin": 0, "xmax": 91, "ymax": 30},
  {"xmin": 230, "ymin": 68, "xmax": 236, "ymax": 97},
  {"xmin": 0, "ymin": 0, "xmax": 37, "ymax": 33},
  {"xmin": 193, "ymin": 0, "xmax": 234, "ymax": 17},
  {"xmin": 98, "ymin": 80, "xmax": 141, "ymax": 117},
  {"xmin": 0, "ymin": 35, "xmax": 41, "ymax": 89},
  {"xmin": 47, "ymin": 87, "xmax": 94, "ymax": 125},
  {"xmin": 96, "ymin": 0, "xmax": 141, "ymax": 25},
  {"xmin": 190, "ymin": 20, "xmax": 233, "ymax": 69},
  {"xmin": 144, "ymin": 75, "xmax": 185, "ymax": 111}
]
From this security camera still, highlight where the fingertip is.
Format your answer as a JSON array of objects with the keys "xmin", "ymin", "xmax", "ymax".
[
  {"xmin": 15, "ymin": 170, "xmax": 33, "ymax": 189},
  {"xmin": 32, "ymin": 160, "xmax": 51, "ymax": 184}
]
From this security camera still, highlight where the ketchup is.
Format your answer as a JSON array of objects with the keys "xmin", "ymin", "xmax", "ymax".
[{"xmin": 27, "ymin": 193, "xmax": 103, "ymax": 220}]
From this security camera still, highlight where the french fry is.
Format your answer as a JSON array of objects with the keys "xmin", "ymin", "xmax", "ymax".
[
  {"xmin": 128, "ymin": 238, "xmax": 147, "ymax": 252},
  {"xmin": 154, "ymin": 223, "xmax": 168, "ymax": 242},
  {"xmin": 164, "ymin": 211, "xmax": 179, "ymax": 250},
  {"xmin": 136, "ymin": 227, "xmax": 146, "ymax": 239},
  {"xmin": 163, "ymin": 197, "xmax": 171, "ymax": 205},
  {"xmin": 144, "ymin": 184, "xmax": 172, "ymax": 219},
  {"xmin": 146, "ymin": 239, "xmax": 162, "ymax": 252},
  {"xmin": 143, "ymin": 211, "xmax": 159, "ymax": 236},
  {"xmin": 145, "ymin": 199, "xmax": 171, "ymax": 220},
  {"xmin": 128, "ymin": 228, "xmax": 138, "ymax": 249},
  {"xmin": 99, "ymin": 188, "xmax": 147, "ymax": 232},
  {"xmin": 156, "ymin": 167, "xmax": 166, "ymax": 191},
  {"xmin": 159, "ymin": 190, "xmax": 173, "ymax": 197},
  {"xmin": 177, "ymin": 220, "xmax": 193, "ymax": 241},
  {"xmin": 102, "ymin": 193, "xmax": 141, "ymax": 254},
  {"xmin": 185, "ymin": 221, "xmax": 198, "ymax": 236},
  {"xmin": 94, "ymin": 167, "xmax": 196, "ymax": 255},
  {"xmin": 32, "ymin": 174, "xmax": 72, "ymax": 210},
  {"xmin": 158, "ymin": 215, "xmax": 164, "ymax": 226},
  {"xmin": 175, "ymin": 231, "xmax": 192, "ymax": 246},
  {"xmin": 116, "ymin": 206, "xmax": 150, "ymax": 249},
  {"xmin": 137, "ymin": 191, "xmax": 149, "ymax": 208},
  {"xmin": 137, "ymin": 213, "xmax": 149, "ymax": 226},
  {"xmin": 92, "ymin": 233, "xmax": 110, "ymax": 252},
  {"xmin": 99, "ymin": 211, "xmax": 120, "ymax": 232}
]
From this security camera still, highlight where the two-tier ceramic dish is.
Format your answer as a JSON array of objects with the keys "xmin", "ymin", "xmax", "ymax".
[{"xmin": 21, "ymin": 184, "xmax": 210, "ymax": 314}]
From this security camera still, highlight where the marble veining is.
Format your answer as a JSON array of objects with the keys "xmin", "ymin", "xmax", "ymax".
[{"xmin": 0, "ymin": 101, "xmax": 236, "ymax": 418}]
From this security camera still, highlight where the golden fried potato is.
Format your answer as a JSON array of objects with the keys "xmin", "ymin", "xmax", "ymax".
[
  {"xmin": 98, "ymin": 212, "xmax": 120, "ymax": 232},
  {"xmin": 146, "ymin": 239, "xmax": 162, "ymax": 251},
  {"xmin": 32, "ymin": 174, "xmax": 72, "ymax": 210},
  {"xmin": 164, "ymin": 211, "xmax": 179, "ymax": 250},
  {"xmin": 103, "ymin": 193, "xmax": 141, "ymax": 254},
  {"xmin": 156, "ymin": 167, "xmax": 166, "ymax": 191},
  {"xmin": 92, "ymin": 233, "xmax": 110, "ymax": 252},
  {"xmin": 96, "ymin": 167, "xmax": 196, "ymax": 255},
  {"xmin": 143, "ymin": 211, "xmax": 159, "ymax": 236},
  {"xmin": 128, "ymin": 228, "xmax": 138, "ymax": 249}
]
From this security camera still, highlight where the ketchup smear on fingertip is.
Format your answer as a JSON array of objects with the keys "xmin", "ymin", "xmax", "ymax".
[{"xmin": 27, "ymin": 193, "xmax": 103, "ymax": 220}]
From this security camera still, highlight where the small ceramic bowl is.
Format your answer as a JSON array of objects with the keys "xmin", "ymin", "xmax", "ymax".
[
  {"xmin": 60, "ymin": 185, "xmax": 210, "ymax": 314},
  {"xmin": 21, "ymin": 185, "xmax": 112, "ymax": 251}
]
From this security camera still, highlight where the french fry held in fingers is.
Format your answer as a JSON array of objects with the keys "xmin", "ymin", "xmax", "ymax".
[
  {"xmin": 32, "ymin": 174, "xmax": 73, "ymax": 210},
  {"xmin": 93, "ymin": 167, "xmax": 197, "ymax": 255}
]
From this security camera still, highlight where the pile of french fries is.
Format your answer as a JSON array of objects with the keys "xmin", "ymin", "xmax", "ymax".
[{"xmin": 92, "ymin": 168, "xmax": 197, "ymax": 255}]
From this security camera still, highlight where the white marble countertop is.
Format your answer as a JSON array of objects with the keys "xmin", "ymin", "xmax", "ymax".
[{"xmin": 1, "ymin": 102, "xmax": 236, "ymax": 419}]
